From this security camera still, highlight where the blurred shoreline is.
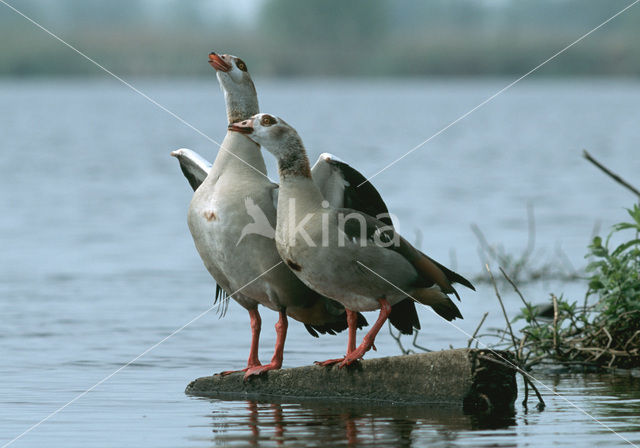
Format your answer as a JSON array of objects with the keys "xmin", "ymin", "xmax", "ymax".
[
  {"xmin": 1, "ymin": 0, "xmax": 639, "ymax": 78},
  {"xmin": 2, "ymin": 76, "xmax": 639, "ymax": 84}
]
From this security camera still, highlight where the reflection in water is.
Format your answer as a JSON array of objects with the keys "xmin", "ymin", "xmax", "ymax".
[
  {"xmin": 550, "ymin": 372, "xmax": 640, "ymax": 431},
  {"xmin": 206, "ymin": 399, "xmax": 516, "ymax": 447}
]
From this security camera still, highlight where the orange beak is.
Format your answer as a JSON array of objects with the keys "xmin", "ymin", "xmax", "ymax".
[
  {"xmin": 208, "ymin": 52, "xmax": 232, "ymax": 72},
  {"xmin": 228, "ymin": 118, "xmax": 254, "ymax": 134}
]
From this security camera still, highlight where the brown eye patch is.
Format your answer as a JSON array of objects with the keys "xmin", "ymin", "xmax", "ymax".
[
  {"xmin": 235, "ymin": 59, "xmax": 247, "ymax": 72},
  {"xmin": 260, "ymin": 115, "xmax": 277, "ymax": 126}
]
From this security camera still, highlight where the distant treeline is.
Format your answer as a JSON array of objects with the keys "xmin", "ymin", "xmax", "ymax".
[{"xmin": 1, "ymin": 0, "xmax": 639, "ymax": 77}]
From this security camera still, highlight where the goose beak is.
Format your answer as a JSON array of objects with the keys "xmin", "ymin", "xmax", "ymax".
[
  {"xmin": 228, "ymin": 118, "xmax": 254, "ymax": 134},
  {"xmin": 208, "ymin": 52, "xmax": 232, "ymax": 72}
]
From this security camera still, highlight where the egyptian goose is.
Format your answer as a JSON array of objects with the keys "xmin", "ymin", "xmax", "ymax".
[
  {"xmin": 185, "ymin": 54, "xmax": 369, "ymax": 378},
  {"xmin": 229, "ymin": 113, "xmax": 475, "ymax": 367}
]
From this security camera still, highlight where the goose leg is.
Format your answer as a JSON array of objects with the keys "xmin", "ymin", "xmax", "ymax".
[
  {"xmin": 219, "ymin": 308, "xmax": 262, "ymax": 376},
  {"xmin": 314, "ymin": 309, "xmax": 359, "ymax": 367},
  {"xmin": 346, "ymin": 309, "xmax": 358, "ymax": 354},
  {"xmin": 340, "ymin": 299, "xmax": 391, "ymax": 368},
  {"xmin": 244, "ymin": 310, "xmax": 288, "ymax": 379}
]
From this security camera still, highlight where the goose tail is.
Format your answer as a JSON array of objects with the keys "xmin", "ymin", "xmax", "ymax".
[{"xmin": 411, "ymin": 288, "xmax": 463, "ymax": 321}]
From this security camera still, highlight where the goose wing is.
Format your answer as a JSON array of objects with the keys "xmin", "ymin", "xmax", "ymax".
[
  {"xmin": 170, "ymin": 148, "xmax": 212, "ymax": 191},
  {"xmin": 311, "ymin": 153, "xmax": 392, "ymax": 226},
  {"xmin": 339, "ymin": 208, "xmax": 475, "ymax": 296},
  {"xmin": 311, "ymin": 153, "xmax": 419, "ymax": 333},
  {"xmin": 170, "ymin": 148, "xmax": 230, "ymax": 311}
]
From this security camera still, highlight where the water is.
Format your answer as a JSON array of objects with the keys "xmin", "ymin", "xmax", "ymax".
[{"xmin": 1, "ymin": 78, "xmax": 640, "ymax": 447}]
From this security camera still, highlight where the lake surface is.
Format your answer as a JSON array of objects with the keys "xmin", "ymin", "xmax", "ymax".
[{"xmin": 1, "ymin": 78, "xmax": 640, "ymax": 447}]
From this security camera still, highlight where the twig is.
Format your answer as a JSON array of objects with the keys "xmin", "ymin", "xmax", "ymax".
[
  {"xmin": 623, "ymin": 330, "xmax": 640, "ymax": 352},
  {"xmin": 484, "ymin": 267, "xmax": 547, "ymax": 409},
  {"xmin": 593, "ymin": 327, "xmax": 613, "ymax": 361},
  {"xmin": 524, "ymin": 355, "xmax": 547, "ymax": 370},
  {"xmin": 412, "ymin": 331, "xmax": 432, "ymax": 353},
  {"xmin": 552, "ymin": 295, "xmax": 559, "ymax": 352},
  {"xmin": 528, "ymin": 377, "xmax": 546, "ymax": 410},
  {"xmin": 500, "ymin": 267, "xmax": 540, "ymax": 328},
  {"xmin": 388, "ymin": 322, "xmax": 410, "ymax": 355},
  {"xmin": 471, "ymin": 224, "xmax": 500, "ymax": 264},
  {"xmin": 486, "ymin": 264, "xmax": 518, "ymax": 351},
  {"xmin": 467, "ymin": 312, "xmax": 489, "ymax": 348},
  {"xmin": 518, "ymin": 333, "xmax": 528, "ymax": 360},
  {"xmin": 583, "ymin": 149, "xmax": 640, "ymax": 199},
  {"xmin": 523, "ymin": 201, "xmax": 536, "ymax": 265}
]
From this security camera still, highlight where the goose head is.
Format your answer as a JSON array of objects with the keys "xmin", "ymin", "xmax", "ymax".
[
  {"xmin": 229, "ymin": 113, "xmax": 310, "ymax": 177},
  {"xmin": 208, "ymin": 52, "xmax": 258, "ymax": 123},
  {"xmin": 229, "ymin": 113, "xmax": 299, "ymax": 158}
]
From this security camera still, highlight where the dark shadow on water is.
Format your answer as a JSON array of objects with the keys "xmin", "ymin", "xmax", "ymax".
[{"xmin": 201, "ymin": 397, "xmax": 516, "ymax": 447}]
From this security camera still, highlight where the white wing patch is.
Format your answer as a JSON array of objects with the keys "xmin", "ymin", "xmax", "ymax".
[{"xmin": 320, "ymin": 152, "xmax": 346, "ymax": 164}]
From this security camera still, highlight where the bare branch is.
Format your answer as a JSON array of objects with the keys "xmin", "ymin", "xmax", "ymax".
[
  {"xmin": 467, "ymin": 312, "xmax": 489, "ymax": 348},
  {"xmin": 486, "ymin": 264, "xmax": 518, "ymax": 351},
  {"xmin": 583, "ymin": 149, "xmax": 640, "ymax": 199}
]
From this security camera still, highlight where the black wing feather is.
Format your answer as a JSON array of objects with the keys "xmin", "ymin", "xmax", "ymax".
[
  {"xmin": 332, "ymin": 159, "xmax": 393, "ymax": 226},
  {"xmin": 304, "ymin": 312, "xmax": 368, "ymax": 337},
  {"xmin": 180, "ymin": 163, "xmax": 205, "ymax": 191},
  {"xmin": 172, "ymin": 150, "xmax": 211, "ymax": 191},
  {"xmin": 388, "ymin": 298, "xmax": 421, "ymax": 334},
  {"xmin": 423, "ymin": 252, "xmax": 475, "ymax": 291}
]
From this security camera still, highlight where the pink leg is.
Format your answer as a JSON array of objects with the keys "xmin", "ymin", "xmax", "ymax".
[
  {"xmin": 315, "ymin": 309, "xmax": 359, "ymax": 367},
  {"xmin": 346, "ymin": 310, "xmax": 358, "ymax": 354},
  {"xmin": 244, "ymin": 310, "xmax": 288, "ymax": 379},
  {"xmin": 246, "ymin": 308, "xmax": 262, "ymax": 367},
  {"xmin": 219, "ymin": 308, "xmax": 262, "ymax": 376},
  {"xmin": 340, "ymin": 299, "xmax": 391, "ymax": 368}
]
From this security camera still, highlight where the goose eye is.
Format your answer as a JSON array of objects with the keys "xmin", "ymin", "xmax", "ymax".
[
  {"xmin": 235, "ymin": 59, "xmax": 247, "ymax": 72},
  {"xmin": 261, "ymin": 115, "xmax": 276, "ymax": 126}
]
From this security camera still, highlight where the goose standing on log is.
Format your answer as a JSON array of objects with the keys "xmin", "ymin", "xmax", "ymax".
[
  {"xmin": 172, "ymin": 148, "xmax": 421, "ymax": 333},
  {"xmin": 229, "ymin": 113, "xmax": 475, "ymax": 367},
  {"xmin": 186, "ymin": 53, "xmax": 371, "ymax": 378}
]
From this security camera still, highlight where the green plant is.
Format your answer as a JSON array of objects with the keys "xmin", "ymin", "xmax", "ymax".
[
  {"xmin": 397, "ymin": 204, "xmax": 639, "ymax": 378},
  {"xmin": 515, "ymin": 205, "xmax": 640, "ymax": 369},
  {"xmin": 584, "ymin": 204, "xmax": 640, "ymax": 364}
]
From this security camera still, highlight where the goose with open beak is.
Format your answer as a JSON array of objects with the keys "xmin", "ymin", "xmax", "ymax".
[
  {"xmin": 176, "ymin": 54, "xmax": 422, "ymax": 377},
  {"xmin": 180, "ymin": 53, "xmax": 372, "ymax": 379}
]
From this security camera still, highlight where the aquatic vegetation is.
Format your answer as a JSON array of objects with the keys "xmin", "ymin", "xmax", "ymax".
[
  {"xmin": 516, "ymin": 205, "xmax": 640, "ymax": 369},
  {"xmin": 391, "ymin": 204, "xmax": 639, "ymax": 412}
]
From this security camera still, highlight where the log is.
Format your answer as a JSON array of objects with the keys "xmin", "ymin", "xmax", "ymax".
[{"xmin": 186, "ymin": 348, "xmax": 517, "ymax": 412}]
